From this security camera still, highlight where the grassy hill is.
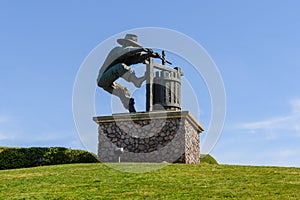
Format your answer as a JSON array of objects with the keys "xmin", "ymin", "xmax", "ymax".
[{"xmin": 0, "ymin": 163, "xmax": 299, "ymax": 199}]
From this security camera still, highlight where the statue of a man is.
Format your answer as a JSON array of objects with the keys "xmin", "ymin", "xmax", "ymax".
[{"xmin": 97, "ymin": 34, "xmax": 159, "ymax": 113}]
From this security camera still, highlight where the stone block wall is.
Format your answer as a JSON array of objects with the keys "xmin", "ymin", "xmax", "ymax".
[{"xmin": 93, "ymin": 111, "xmax": 204, "ymax": 164}]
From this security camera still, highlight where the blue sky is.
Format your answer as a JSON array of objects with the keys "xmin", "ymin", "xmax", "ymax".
[{"xmin": 1, "ymin": 1, "xmax": 300, "ymax": 167}]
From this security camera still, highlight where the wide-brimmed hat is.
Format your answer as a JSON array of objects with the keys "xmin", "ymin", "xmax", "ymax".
[{"xmin": 117, "ymin": 34, "xmax": 142, "ymax": 47}]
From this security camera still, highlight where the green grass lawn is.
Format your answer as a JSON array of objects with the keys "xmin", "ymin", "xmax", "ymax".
[{"xmin": 0, "ymin": 163, "xmax": 299, "ymax": 199}]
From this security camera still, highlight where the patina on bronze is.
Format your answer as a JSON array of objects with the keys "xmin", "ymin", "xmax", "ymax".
[
  {"xmin": 97, "ymin": 34, "xmax": 160, "ymax": 112},
  {"xmin": 97, "ymin": 34, "xmax": 182, "ymax": 113}
]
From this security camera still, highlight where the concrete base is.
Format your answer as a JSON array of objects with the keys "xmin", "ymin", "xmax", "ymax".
[{"xmin": 93, "ymin": 111, "xmax": 204, "ymax": 164}]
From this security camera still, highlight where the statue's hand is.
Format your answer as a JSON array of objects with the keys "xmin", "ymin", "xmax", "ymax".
[
  {"xmin": 144, "ymin": 48, "xmax": 154, "ymax": 54},
  {"xmin": 152, "ymin": 52, "xmax": 161, "ymax": 58}
]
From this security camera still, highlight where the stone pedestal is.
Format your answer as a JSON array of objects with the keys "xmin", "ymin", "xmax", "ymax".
[{"xmin": 93, "ymin": 111, "xmax": 204, "ymax": 164}]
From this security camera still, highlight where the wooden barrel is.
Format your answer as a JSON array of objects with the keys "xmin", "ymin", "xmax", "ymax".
[{"xmin": 153, "ymin": 67, "xmax": 183, "ymax": 110}]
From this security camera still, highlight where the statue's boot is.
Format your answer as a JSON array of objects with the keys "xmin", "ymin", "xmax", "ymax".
[
  {"xmin": 123, "ymin": 72, "xmax": 146, "ymax": 88},
  {"xmin": 128, "ymin": 98, "xmax": 136, "ymax": 113}
]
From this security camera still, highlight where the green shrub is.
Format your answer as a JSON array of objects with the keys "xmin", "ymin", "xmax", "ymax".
[
  {"xmin": 43, "ymin": 147, "xmax": 70, "ymax": 165},
  {"xmin": 65, "ymin": 149, "xmax": 98, "ymax": 163},
  {"xmin": 0, "ymin": 147, "xmax": 98, "ymax": 170},
  {"xmin": 200, "ymin": 154, "xmax": 218, "ymax": 165},
  {"xmin": 24, "ymin": 147, "xmax": 48, "ymax": 166},
  {"xmin": 0, "ymin": 147, "xmax": 9, "ymax": 153},
  {"xmin": 0, "ymin": 148, "xmax": 26, "ymax": 169}
]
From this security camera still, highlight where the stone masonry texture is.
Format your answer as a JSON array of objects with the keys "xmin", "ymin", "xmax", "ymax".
[{"xmin": 93, "ymin": 111, "xmax": 204, "ymax": 164}]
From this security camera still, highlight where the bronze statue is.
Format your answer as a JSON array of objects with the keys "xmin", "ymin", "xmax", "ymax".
[{"xmin": 97, "ymin": 34, "xmax": 160, "ymax": 112}]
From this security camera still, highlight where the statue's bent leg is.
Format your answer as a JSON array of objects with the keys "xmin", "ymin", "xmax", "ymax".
[
  {"xmin": 122, "ymin": 72, "xmax": 146, "ymax": 88},
  {"xmin": 97, "ymin": 63, "xmax": 131, "ymax": 87},
  {"xmin": 121, "ymin": 66, "xmax": 146, "ymax": 88},
  {"xmin": 98, "ymin": 63, "xmax": 146, "ymax": 88},
  {"xmin": 97, "ymin": 63, "xmax": 137, "ymax": 112},
  {"xmin": 102, "ymin": 82, "xmax": 136, "ymax": 112}
]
